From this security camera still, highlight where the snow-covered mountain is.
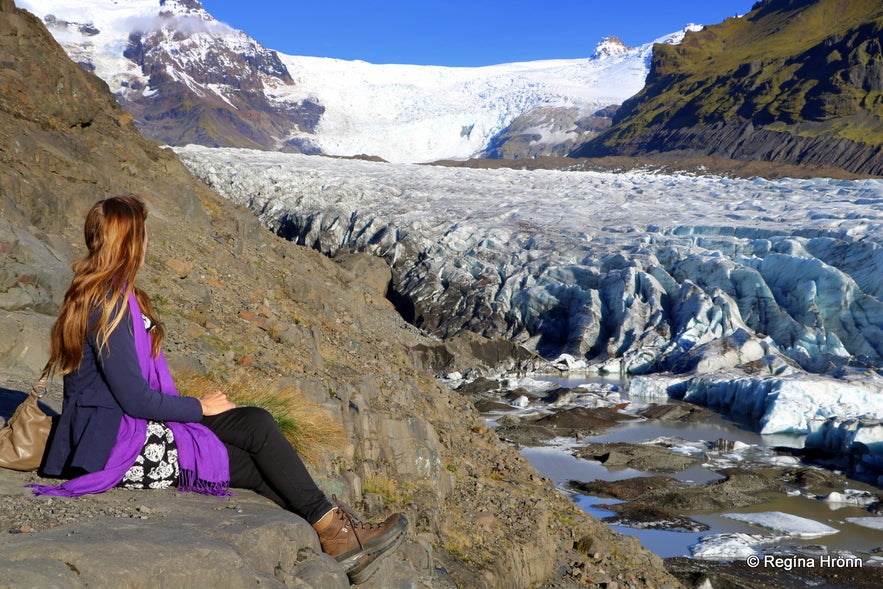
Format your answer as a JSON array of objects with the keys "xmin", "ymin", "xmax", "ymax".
[{"xmin": 19, "ymin": 0, "xmax": 699, "ymax": 163}]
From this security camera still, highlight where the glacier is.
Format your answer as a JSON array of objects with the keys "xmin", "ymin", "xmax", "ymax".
[
  {"xmin": 175, "ymin": 145, "xmax": 883, "ymax": 473},
  {"xmin": 19, "ymin": 0, "xmax": 695, "ymax": 164},
  {"xmin": 269, "ymin": 47, "xmax": 660, "ymax": 163}
]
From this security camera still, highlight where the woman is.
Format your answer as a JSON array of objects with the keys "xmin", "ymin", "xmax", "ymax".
[{"xmin": 33, "ymin": 195, "xmax": 406, "ymax": 584}]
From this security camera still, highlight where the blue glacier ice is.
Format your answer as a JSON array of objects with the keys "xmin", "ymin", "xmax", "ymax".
[{"xmin": 175, "ymin": 145, "xmax": 883, "ymax": 474}]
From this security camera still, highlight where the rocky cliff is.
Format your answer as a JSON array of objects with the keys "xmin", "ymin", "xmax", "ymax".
[
  {"xmin": 0, "ymin": 1, "xmax": 679, "ymax": 587},
  {"xmin": 480, "ymin": 105, "xmax": 617, "ymax": 159},
  {"xmin": 571, "ymin": 0, "xmax": 883, "ymax": 176}
]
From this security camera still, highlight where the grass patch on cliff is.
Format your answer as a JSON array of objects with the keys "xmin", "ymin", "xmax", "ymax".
[
  {"xmin": 602, "ymin": 1, "xmax": 883, "ymax": 149},
  {"xmin": 440, "ymin": 521, "xmax": 494, "ymax": 567},
  {"xmin": 364, "ymin": 474, "xmax": 401, "ymax": 504},
  {"xmin": 177, "ymin": 372, "xmax": 344, "ymax": 465}
]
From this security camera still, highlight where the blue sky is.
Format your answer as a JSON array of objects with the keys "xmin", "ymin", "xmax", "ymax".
[{"xmin": 201, "ymin": 0, "xmax": 758, "ymax": 66}]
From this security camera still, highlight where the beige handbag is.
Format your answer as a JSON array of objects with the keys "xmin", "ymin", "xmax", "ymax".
[{"xmin": 0, "ymin": 381, "xmax": 52, "ymax": 471}]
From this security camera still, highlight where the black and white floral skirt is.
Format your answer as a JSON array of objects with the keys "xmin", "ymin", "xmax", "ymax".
[{"xmin": 118, "ymin": 421, "xmax": 179, "ymax": 489}]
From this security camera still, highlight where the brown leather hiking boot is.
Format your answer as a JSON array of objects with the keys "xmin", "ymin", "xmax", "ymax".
[{"xmin": 312, "ymin": 500, "xmax": 408, "ymax": 584}]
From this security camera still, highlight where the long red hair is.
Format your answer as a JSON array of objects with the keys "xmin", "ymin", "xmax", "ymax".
[{"xmin": 45, "ymin": 195, "xmax": 164, "ymax": 376}]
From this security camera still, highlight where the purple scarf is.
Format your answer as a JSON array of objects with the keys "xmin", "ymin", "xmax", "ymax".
[{"xmin": 31, "ymin": 292, "xmax": 231, "ymax": 497}]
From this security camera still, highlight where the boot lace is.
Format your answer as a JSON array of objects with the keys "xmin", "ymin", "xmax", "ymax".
[{"xmin": 331, "ymin": 494, "xmax": 385, "ymax": 539}]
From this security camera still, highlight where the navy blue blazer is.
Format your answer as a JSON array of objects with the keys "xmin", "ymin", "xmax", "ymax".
[{"xmin": 43, "ymin": 306, "xmax": 202, "ymax": 475}]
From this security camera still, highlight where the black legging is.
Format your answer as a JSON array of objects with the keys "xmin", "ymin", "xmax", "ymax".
[{"xmin": 201, "ymin": 406, "xmax": 332, "ymax": 524}]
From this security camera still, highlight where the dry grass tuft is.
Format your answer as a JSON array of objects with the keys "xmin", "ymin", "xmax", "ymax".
[
  {"xmin": 439, "ymin": 521, "xmax": 493, "ymax": 567},
  {"xmin": 363, "ymin": 474, "xmax": 402, "ymax": 505},
  {"xmin": 176, "ymin": 372, "xmax": 345, "ymax": 465}
]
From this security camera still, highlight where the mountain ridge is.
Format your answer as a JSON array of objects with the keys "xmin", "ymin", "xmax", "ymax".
[
  {"xmin": 571, "ymin": 0, "xmax": 883, "ymax": 175},
  {"xmin": 17, "ymin": 0, "xmax": 688, "ymax": 163},
  {"xmin": 19, "ymin": 0, "xmax": 882, "ymax": 173}
]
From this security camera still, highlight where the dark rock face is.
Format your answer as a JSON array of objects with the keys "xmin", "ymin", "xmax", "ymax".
[
  {"xmin": 123, "ymin": 28, "xmax": 291, "ymax": 90},
  {"xmin": 482, "ymin": 105, "xmax": 617, "ymax": 159},
  {"xmin": 34, "ymin": 2, "xmax": 324, "ymax": 152},
  {"xmin": 572, "ymin": 0, "xmax": 883, "ymax": 176},
  {"xmin": 117, "ymin": 25, "xmax": 323, "ymax": 150},
  {"xmin": 161, "ymin": 0, "xmax": 205, "ymax": 10},
  {"xmin": 409, "ymin": 331, "xmax": 543, "ymax": 379},
  {"xmin": 590, "ymin": 120, "xmax": 883, "ymax": 176}
]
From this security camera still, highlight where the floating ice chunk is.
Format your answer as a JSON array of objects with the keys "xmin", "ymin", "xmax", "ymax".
[
  {"xmin": 675, "ymin": 446, "xmax": 708, "ymax": 457},
  {"xmin": 723, "ymin": 511, "xmax": 839, "ymax": 538},
  {"xmin": 726, "ymin": 440, "xmax": 751, "ymax": 453},
  {"xmin": 643, "ymin": 436, "xmax": 707, "ymax": 456},
  {"xmin": 576, "ymin": 382, "xmax": 621, "ymax": 395},
  {"xmin": 505, "ymin": 377, "xmax": 558, "ymax": 393},
  {"xmin": 846, "ymin": 516, "xmax": 883, "ymax": 531},
  {"xmin": 821, "ymin": 489, "xmax": 878, "ymax": 507},
  {"xmin": 703, "ymin": 459, "xmax": 736, "ymax": 469},
  {"xmin": 690, "ymin": 532, "xmax": 773, "ymax": 560},
  {"xmin": 767, "ymin": 455, "xmax": 801, "ymax": 467}
]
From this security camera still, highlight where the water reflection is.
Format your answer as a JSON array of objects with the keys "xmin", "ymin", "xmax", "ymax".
[{"xmin": 519, "ymin": 398, "xmax": 883, "ymax": 560}]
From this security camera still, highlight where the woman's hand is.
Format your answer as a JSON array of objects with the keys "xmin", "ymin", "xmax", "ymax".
[{"xmin": 199, "ymin": 390, "xmax": 236, "ymax": 416}]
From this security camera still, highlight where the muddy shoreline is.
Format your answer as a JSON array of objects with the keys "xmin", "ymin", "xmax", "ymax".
[{"xmin": 461, "ymin": 375, "xmax": 883, "ymax": 589}]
